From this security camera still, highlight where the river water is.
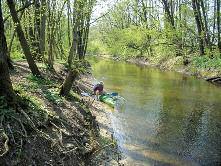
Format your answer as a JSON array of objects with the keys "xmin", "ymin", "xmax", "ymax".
[{"xmin": 89, "ymin": 57, "xmax": 221, "ymax": 166}]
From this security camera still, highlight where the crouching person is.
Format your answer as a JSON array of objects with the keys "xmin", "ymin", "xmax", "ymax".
[{"xmin": 93, "ymin": 81, "xmax": 104, "ymax": 100}]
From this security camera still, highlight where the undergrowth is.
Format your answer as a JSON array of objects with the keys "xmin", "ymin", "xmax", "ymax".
[
  {"xmin": 0, "ymin": 91, "xmax": 56, "ymax": 158},
  {"xmin": 192, "ymin": 56, "xmax": 221, "ymax": 70},
  {"xmin": 26, "ymin": 75, "xmax": 63, "ymax": 105}
]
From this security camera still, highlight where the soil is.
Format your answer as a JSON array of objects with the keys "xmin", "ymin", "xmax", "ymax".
[{"xmin": 0, "ymin": 61, "xmax": 121, "ymax": 166}]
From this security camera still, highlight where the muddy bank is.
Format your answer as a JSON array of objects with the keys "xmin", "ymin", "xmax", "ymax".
[
  {"xmin": 126, "ymin": 56, "xmax": 221, "ymax": 85},
  {"xmin": 77, "ymin": 75, "xmax": 122, "ymax": 165},
  {"xmin": 96, "ymin": 55, "xmax": 221, "ymax": 86}
]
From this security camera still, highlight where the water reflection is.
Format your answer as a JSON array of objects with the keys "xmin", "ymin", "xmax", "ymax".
[{"xmin": 89, "ymin": 57, "xmax": 221, "ymax": 165}]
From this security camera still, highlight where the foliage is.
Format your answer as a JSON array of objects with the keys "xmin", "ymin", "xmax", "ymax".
[
  {"xmin": 192, "ymin": 56, "xmax": 221, "ymax": 70},
  {"xmin": 99, "ymin": 26, "xmax": 156, "ymax": 57},
  {"xmin": 26, "ymin": 75, "xmax": 63, "ymax": 105},
  {"xmin": 87, "ymin": 0, "xmax": 221, "ymax": 70},
  {"xmin": 69, "ymin": 59, "xmax": 91, "ymax": 74}
]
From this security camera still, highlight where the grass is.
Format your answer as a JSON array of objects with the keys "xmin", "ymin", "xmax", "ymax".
[
  {"xmin": 26, "ymin": 75, "xmax": 63, "ymax": 105},
  {"xmin": 13, "ymin": 84, "xmax": 57, "ymax": 124},
  {"xmin": 192, "ymin": 56, "xmax": 221, "ymax": 70},
  {"xmin": 11, "ymin": 51, "xmax": 25, "ymax": 61}
]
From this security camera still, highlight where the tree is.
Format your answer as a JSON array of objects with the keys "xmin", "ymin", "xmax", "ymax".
[
  {"xmin": 217, "ymin": 0, "xmax": 221, "ymax": 52},
  {"xmin": 191, "ymin": 0, "xmax": 205, "ymax": 55},
  {"xmin": 61, "ymin": 0, "xmax": 96, "ymax": 96},
  {"xmin": 6, "ymin": 0, "xmax": 41, "ymax": 76},
  {"xmin": 60, "ymin": 69, "xmax": 79, "ymax": 96},
  {"xmin": 39, "ymin": 0, "xmax": 47, "ymax": 57},
  {"xmin": 0, "ymin": 0, "xmax": 16, "ymax": 105},
  {"xmin": 200, "ymin": 0, "xmax": 211, "ymax": 49},
  {"xmin": 162, "ymin": 0, "xmax": 175, "ymax": 28}
]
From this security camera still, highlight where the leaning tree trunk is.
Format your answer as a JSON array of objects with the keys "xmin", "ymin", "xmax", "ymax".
[
  {"xmin": 7, "ymin": 0, "xmax": 41, "ymax": 76},
  {"xmin": 60, "ymin": 70, "xmax": 78, "ymax": 96},
  {"xmin": 0, "ymin": 0, "xmax": 16, "ymax": 105}
]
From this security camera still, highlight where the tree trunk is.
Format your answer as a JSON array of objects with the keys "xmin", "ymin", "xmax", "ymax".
[
  {"xmin": 67, "ymin": 0, "xmax": 71, "ymax": 48},
  {"xmin": 77, "ymin": 28, "xmax": 84, "ymax": 60},
  {"xmin": 47, "ymin": 0, "xmax": 56, "ymax": 69},
  {"xmin": 217, "ymin": 0, "xmax": 221, "ymax": 52},
  {"xmin": 200, "ymin": 0, "xmax": 210, "ymax": 48},
  {"xmin": 8, "ymin": 9, "xmax": 25, "ymax": 57},
  {"xmin": 7, "ymin": 0, "xmax": 41, "ymax": 76},
  {"xmin": 212, "ymin": 1, "xmax": 217, "ymax": 44},
  {"xmin": 34, "ymin": 0, "xmax": 41, "ymax": 57},
  {"xmin": 0, "ymin": 0, "xmax": 16, "ymax": 105},
  {"xmin": 162, "ymin": 0, "xmax": 175, "ymax": 28},
  {"xmin": 67, "ymin": 0, "xmax": 78, "ymax": 66},
  {"xmin": 67, "ymin": 28, "xmax": 78, "ymax": 67},
  {"xmin": 39, "ymin": 0, "xmax": 46, "ymax": 57},
  {"xmin": 192, "ymin": 0, "xmax": 205, "ymax": 55},
  {"xmin": 60, "ymin": 70, "xmax": 78, "ymax": 96}
]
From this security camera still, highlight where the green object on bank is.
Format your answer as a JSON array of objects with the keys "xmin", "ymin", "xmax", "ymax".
[{"xmin": 99, "ymin": 93, "xmax": 117, "ymax": 108}]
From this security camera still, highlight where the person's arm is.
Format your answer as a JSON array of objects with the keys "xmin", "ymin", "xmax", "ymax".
[{"xmin": 93, "ymin": 84, "xmax": 98, "ymax": 93}]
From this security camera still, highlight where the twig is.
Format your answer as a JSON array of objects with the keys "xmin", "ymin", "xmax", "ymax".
[
  {"xmin": 0, "ymin": 115, "xmax": 4, "ymax": 127},
  {"xmin": 7, "ymin": 124, "xmax": 16, "ymax": 144},
  {"xmin": 18, "ymin": 108, "xmax": 55, "ymax": 142},
  {"xmin": 3, "ymin": 1, "xmax": 34, "ymax": 23},
  {"xmin": 49, "ymin": 121, "xmax": 71, "ymax": 136},
  {"xmin": 92, "ymin": 143, "xmax": 115, "ymax": 155},
  {"xmin": 0, "ymin": 129, "xmax": 9, "ymax": 157},
  {"xmin": 11, "ymin": 116, "xmax": 27, "ymax": 137},
  {"xmin": 62, "ymin": 147, "xmax": 78, "ymax": 154},
  {"xmin": 18, "ymin": 119, "xmax": 27, "ymax": 137}
]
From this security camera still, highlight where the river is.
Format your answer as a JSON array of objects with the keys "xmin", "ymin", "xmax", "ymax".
[{"xmin": 89, "ymin": 57, "xmax": 221, "ymax": 166}]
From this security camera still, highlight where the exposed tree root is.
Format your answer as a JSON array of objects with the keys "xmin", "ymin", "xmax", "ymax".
[{"xmin": 0, "ymin": 129, "xmax": 9, "ymax": 157}]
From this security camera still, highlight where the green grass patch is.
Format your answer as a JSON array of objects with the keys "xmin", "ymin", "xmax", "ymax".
[
  {"xmin": 192, "ymin": 56, "xmax": 221, "ymax": 70},
  {"xmin": 43, "ymin": 88, "xmax": 63, "ymax": 105},
  {"xmin": 11, "ymin": 50, "xmax": 25, "ymax": 61},
  {"xmin": 26, "ymin": 75, "xmax": 63, "ymax": 105},
  {"xmin": 68, "ymin": 90, "xmax": 81, "ymax": 102},
  {"xmin": 11, "ymin": 85, "xmax": 56, "ymax": 126},
  {"xmin": 26, "ymin": 74, "xmax": 54, "ymax": 85}
]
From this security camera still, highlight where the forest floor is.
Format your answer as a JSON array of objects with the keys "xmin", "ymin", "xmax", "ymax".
[{"xmin": 0, "ymin": 61, "xmax": 121, "ymax": 165}]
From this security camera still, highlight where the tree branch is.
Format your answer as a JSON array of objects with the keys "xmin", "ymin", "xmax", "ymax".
[{"xmin": 3, "ymin": 1, "xmax": 34, "ymax": 23}]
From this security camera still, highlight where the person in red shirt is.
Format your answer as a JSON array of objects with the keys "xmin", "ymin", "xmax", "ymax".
[{"xmin": 93, "ymin": 81, "xmax": 104, "ymax": 100}]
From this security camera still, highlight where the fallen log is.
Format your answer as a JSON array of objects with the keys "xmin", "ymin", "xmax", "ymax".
[{"xmin": 206, "ymin": 76, "xmax": 221, "ymax": 82}]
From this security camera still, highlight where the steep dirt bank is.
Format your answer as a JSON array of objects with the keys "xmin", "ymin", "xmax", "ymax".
[{"xmin": 0, "ymin": 61, "xmax": 120, "ymax": 165}]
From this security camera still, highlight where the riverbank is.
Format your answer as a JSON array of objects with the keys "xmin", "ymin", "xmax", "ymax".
[
  {"xmin": 87, "ymin": 56, "xmax": 221, "ymax": 165},
  {"xmin": 77, "ymin": 75, "xmax": 122, "ymax": 165},
  {"xmin": 98, "ymin": 54, "xmax": 221, "ymax": 86},
  {"xmin": 0, "ymin": 61, "xmax": 120, "ymax": 165}
]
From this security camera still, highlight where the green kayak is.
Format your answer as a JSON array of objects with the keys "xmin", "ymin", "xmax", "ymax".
[{"xmin": 99, "ymin": 94, "xmax": 116, "ymax": 108}]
